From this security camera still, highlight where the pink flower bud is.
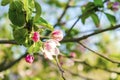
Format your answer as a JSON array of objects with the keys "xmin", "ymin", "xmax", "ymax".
[
  {"xmin": 112, "ymin": 2, "xmax": 120, "ymax": 11},
  {"xmin": 60, "ymin": 62, "xmax": 63, "ymax": 66},
  {"xmin": 70, "ymin": 52, "xmax": 76, "ymax": 58},
  {"xmin": 25, "ymin": 54, "xmax": 34, "ymax": 63},
  {"xmin": 51, "ymin": 30, "xmax": 63, "ymax": 41},
  {"xmin": 32, "ymin": 32, "xmax": 40, "ymax": 42}
]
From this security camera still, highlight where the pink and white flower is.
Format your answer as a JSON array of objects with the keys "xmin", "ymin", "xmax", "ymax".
[
  {"xmin": 42, "ymin": 39, "xmax": 60, "ymax": 60},
  {"xmin": 25, "ymin": 54, "xmax": 34, "ymax": 63},
  {"xmin": 51, "ymin": 30, "xmax": 63, "ymax": 41},
  {"xmin": 32, "ymin": 32, "xmax": 40, "ymax": 42},
  {"xmin": 112, "ymin": 2, "xmax": 120, "ymax": 11}
]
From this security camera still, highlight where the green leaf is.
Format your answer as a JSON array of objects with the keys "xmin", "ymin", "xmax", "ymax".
[
  {"xmin": 21, "ymin": 0, "xmax": 35, "ymax": 21},
  {"xmin": 105, "ymin": 13, "xmax": 116, "ymax": 26},
  {"xmin": 1, "ymin": 0, "xmax": 12, "ymax": 6},
  {"xmin": 81, "ymin": 2, "xmax": 96, "ymax": 24},
  {"xmin": 21, "ymin": 0, "xmax": 30, "ymax": 21},
  {"xmin": 13, "ymin": 28, "xmax": 28, "ymax": 44},
  {"xmin": 91, "ymin": 13, "xmax": 100, "ymax": 27},
  {"xmin": 8, "ymin": 1, "xmax": 25, "ymax": 26},
  {"xmin": 94, "ymin": 0, "xmax": 103, "ymax": 7},
  {"xmin": 34, "ymin": 17, "xmax": 53, "ymax": 30},
  {"xmin": 82, "ymin": 2, "xmax": 95, "ymax": 13},
  {"xmin": 28, "ymin": 42, "xmax": 42, "ymax": 53},
  {"xmin": 81, "ymin": 13, "xmax": 91, "ymax": 24},
  {"xmin": 34, "ymin": 1, "xmax": 42, "ymax": 22}
]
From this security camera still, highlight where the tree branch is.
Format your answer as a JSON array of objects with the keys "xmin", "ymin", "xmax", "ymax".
[
  {"xmin": 1, "ymin": 24, "xmax": 120, "ymax": 44},
  {"xmin": 74, "ymin": 59, "xmax": 120, "ymax": 74},
  {"xmin": 62, "ymin": 24, "xmax": 120, "ymax": 42},
  {"xmin": 0, "ymin": 53, "xmax": 27, "ymax": 72},
  {"xmin": 78, "ymin": 42, "xmax": 120, "ymax": 64},
  {"xmin": 55, "ymin": 56, "xmax": 66, "ymax": 80},
  {"xmin": 0, "ymin": 40, "xmax": 17, "ymax": 44}
]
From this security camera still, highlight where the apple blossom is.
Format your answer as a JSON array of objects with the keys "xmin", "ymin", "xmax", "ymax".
[
  {"xmin": 42, "ymin": 39, "xmax": 60, "ymax": 60},
  {"xmin": 51, "ymin": 30, "xmax": 63, "ymax": 41},
  {"xmin": 32, "ymin": 32, "xmax": 40, "ymax": 42},
  {"xmin": 25, "ymin": 54, "xmax": 34, "ymax": 63}
]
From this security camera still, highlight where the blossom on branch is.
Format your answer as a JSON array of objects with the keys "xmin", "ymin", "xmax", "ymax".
[
  {"xmin": 25, "ymin": 54, "xmax": 34, "ymax": 63},
  {"xmin": 42, "ymin": 39, "xmax": 60, "ymax": 60},
  {"xmin": 51, "ymin": 30, "xmax": 63, "ymax": 41}
]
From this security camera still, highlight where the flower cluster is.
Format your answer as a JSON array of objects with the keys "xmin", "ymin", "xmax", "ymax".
[
  {"xmin": 25, "ymin": 30, "xmax": 63, "ymax": 63},
  {"xmin": 43, "ymin": 30, "xmax": 63, "ymax": 60}
]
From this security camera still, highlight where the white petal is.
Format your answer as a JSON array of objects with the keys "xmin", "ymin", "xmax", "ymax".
[
  {"xmin": 44, "ymin": 50, "xmax": 54, "ymax": 60},
  {"xmin": 54, "ymin": 48, "xmax": 60, "ymax": 55}
]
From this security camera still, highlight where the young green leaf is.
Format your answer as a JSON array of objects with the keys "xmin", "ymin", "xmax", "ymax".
[
  {"xmin": 21, "ymin": 0, "xmax": 30, "ymax": 22},
  {"xmin": 8, "ymin": 1, "xmax": 25, "ymax": 26},
  {"xmin": 28, "ymin": 42, "xmax": 42, "ymax": 53},
  {"xmin": 91, "ymin": 13, "xmax": 100, "ymax": 27},
  {"xmin": 13, "ymin": 28, "xmax": 28, "ymax": 44},
  {"xmin": 82, "ymin": 2, "xmax": 95, "ymax": 13},
  {"xmin": 81, "ymin": 14, "xmax": 91, "ymax": 24},
  {"xmin": 34, "ymin": 1, "xmax": 42, "ymax": 22},
  {"xmin": 1, "ymin": 0, "xmax": 12, "ymax": 6},
  {"xmin": 94, "ymin": 0, "xmax": 103, "ymax": 7},
  {"xmin": 81, "ymin": 2, "xmax": 96, "ymax": 24},
  {"xmin": 105, "ymin": 13, "xmax": 116, "ymax": 26},
  {"xmin": 21, "ymin": 0, "xmax": 35, "ymax": 21},
  {"xmin": 34, "ymin": 17, "xmax": 53, "ymax": 31}
]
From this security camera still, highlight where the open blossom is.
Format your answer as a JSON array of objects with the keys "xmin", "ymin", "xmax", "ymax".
[
  {"xmin": 32, "ymin": 32, "xmax": 40, "ymax": 42},
  {"xmin": 42, "ymin": 39, "xmax": 60, "ymax": 60},
  {"xmin": 51, "ymin": 30, "xmax": 63, "ymax": 41},
  {"xmin": 25, "ymin": 54, "xmax": 34, "ymax": 63}
]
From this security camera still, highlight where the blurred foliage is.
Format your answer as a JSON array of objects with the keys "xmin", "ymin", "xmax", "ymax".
[{"xmin": 0, "ymin": 0, "xmax": 120, "ymax": 80}]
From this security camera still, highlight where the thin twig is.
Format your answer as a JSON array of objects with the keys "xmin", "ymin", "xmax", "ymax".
[
  {"xmin": 65, "ymin": 6, "xmax": 96, "ymax": 37},
  {"xmin": 66, "ymin": 69, "xmax": 94, "ymax": 80},
  {"xmin": 65, "ymin": 14, "xmax": 82, "ymax": 37},
  {"xmin": 44, "ymin": 0, "xmax": 71, "ymax": 36},
  {"xmin": 53, "ymin": 0, "xmax": 71, "ymax": 27},
  {"xmin": 78, "ymin": 42, "xmax": 120, "ymax": 64},
  {"xmin": 74, "ymin": 59, "xmax": 120, "ymax": 74},
  {"xmin": 54, "ymin": 56, "xmax": 66, "ymax": 80}
]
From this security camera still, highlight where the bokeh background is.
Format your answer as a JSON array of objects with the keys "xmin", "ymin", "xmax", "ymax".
[{"xmin": 1, "ymin": 0, "xmax": 120, "ymax": 80}]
